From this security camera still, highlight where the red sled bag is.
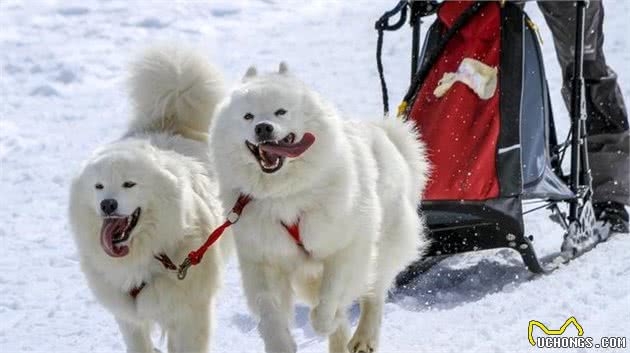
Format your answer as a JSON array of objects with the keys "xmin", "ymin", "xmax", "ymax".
[
  {"xmin": 396, "ymin": 1, "xmax": 573, "ymax": 273},
  {"xmin": 411, "ymin": 1, "xmax": 502, "ymax": 201}
]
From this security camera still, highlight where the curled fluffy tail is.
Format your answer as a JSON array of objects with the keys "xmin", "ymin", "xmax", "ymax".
[
  {"xmin": 128, "ymin": 45, "xmax": 224, "ymax": 141},
  {"xmin": 379, "ymin": 118, "xmax": 430, "ymax": 199}
]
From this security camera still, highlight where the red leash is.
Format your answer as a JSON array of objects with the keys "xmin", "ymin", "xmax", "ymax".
[
  {"xmin": 177, "ymin": 194, "xmax": 251, "ymax": 279},
  {"xmin": 177, "ymin": 194, "xmax": 308, "ymax": 279}
]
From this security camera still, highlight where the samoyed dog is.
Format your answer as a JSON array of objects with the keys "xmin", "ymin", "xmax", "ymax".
[
  {"xmin": 69, "ymin": 46, "xmax": 228, "ymax": 353},
  {"xmin": 209, "ymin": 64, "xmax": 429, "ymax": 353}
]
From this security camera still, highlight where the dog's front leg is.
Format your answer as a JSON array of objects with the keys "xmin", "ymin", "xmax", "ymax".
[
  {"xmin": 115, "ymin": 318, "xmax": 153, "ymax": 353},
  {"xmin": 240, "ymin": 259, "xmax": 296, "ymax": 353},
  {"xmin": 311, "ymin": 240, "xmax": 370, "ymax": 337},
  {"xmin": 166, "ymin": 301, "xmax": 211, "ymax": 353}
]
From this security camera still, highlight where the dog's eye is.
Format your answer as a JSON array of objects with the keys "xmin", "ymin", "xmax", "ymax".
[
  {"xmin": 243, "ymin": 113, "xmax": 254, "ymax": 120},
  {"xmin": 95, "ymin": 183, "xmax": 103, "ymax": 190},
  {"xmin": 122, "ymin": 181, "xmax": 136, "ymax": 188},
  {"xmin": 275, "ymin": 109, "xmax": 287, "ymax": 116}
]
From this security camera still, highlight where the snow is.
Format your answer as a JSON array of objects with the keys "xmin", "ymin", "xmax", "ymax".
[{"xmin": 1, "ymin": 1, "xmax": 629, "ymax": 352}]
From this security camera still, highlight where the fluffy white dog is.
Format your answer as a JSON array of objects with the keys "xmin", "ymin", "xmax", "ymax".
[
  {"xmin": 209, "ymin": 64, "xmax": 430, "ymax": 353},
  {"xmin": 69, "ymin": 46, "xmax": 228, "ymax": 353}
]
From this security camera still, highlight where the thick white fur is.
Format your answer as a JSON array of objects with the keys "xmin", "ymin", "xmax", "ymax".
[
  {"xmin": 209, "ymin": 66, "xmax": 430, "ymax": 353},
  {"xmin": 69, "ymin": 45, "xmax": 227, "ymax": 353}
]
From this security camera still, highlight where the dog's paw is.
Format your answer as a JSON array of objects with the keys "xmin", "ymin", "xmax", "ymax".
[
  {"xmin": 347, "ymin": 333, "xmax": 377, "ymax": 353},
  {"xmin": 310, "ymin": 304, "xmax": 337, "ymax": 336}
]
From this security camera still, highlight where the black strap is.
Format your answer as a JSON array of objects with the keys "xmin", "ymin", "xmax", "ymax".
[
  {"xmin": 375, "ymin": 1, "xmax": 408, "ymax": 116},
  {"xmin": 402, "ymin": 1, "xmax": 486, "ymax": 109}
]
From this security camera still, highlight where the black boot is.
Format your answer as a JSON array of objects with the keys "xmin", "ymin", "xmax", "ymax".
[{"xmin": 593, "ymin": 201, "xmax": 629, "ymax": 234}]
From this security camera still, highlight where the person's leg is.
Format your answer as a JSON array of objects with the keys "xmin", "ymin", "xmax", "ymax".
[{"xmin": 538, "ymin": 0, "xmax": 629, "ymax": 230}]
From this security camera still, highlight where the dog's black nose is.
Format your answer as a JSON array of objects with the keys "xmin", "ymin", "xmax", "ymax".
[
  {"xmin": 100, "ymin": 199, "xmax": 118, "ymax": 215},
  {"xmin": 255, "ymin": 122, "xmax": 275, "ymax": 141}
]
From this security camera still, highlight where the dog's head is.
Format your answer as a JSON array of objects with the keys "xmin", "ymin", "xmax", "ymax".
[
  {"xmin": 70, "ymin": 140, "xmax": 182, "ymax": 260},
  {"xmin": 210, "ymin": 63, "xmax": 341, "ymax": 198}
]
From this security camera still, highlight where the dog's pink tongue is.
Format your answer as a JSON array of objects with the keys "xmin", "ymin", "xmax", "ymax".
[
  {"xmin": 100, "ymin": 219, "xmax": 129, "ymax": 258},
  {"xmin": 259, "ymin": 132, "xmax": 316, "ymax": 158}
]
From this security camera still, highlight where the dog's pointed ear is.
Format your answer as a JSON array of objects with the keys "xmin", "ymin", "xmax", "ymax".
[
  {"xmin": 243, "ymin": 66, "xmax": 257, "ymax": 81},
  {"xmin": 278, "ymin": 62, "xmax": 289, "ymax": 75}
]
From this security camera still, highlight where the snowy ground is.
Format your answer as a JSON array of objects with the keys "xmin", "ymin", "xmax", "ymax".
[{"xmin": 1, "ymin": 1, "xmax": 629, "ymax": 352}]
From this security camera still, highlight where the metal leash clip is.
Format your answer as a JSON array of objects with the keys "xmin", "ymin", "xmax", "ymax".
[{"xmin": 177, "ymin": 257, "xmax": 192, "ymax": 280}]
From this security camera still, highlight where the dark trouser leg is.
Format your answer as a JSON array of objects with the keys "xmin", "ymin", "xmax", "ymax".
[{"xmin": 537, "ymin": 0, "xmax": 629, "ymax": 205}]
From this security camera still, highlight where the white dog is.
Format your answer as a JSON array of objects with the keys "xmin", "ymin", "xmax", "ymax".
[
  {"xmin": 69, "ymin": 46, "xmax": 228, "ymax": 353},
  {"xmin": 209, "ymin": 64, "xmax": 430, "ymax": 353}
]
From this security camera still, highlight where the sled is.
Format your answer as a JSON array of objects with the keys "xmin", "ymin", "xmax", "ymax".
[{"xmin": 374, "ymin": 0, "xmax": 605, "ymax": 285}]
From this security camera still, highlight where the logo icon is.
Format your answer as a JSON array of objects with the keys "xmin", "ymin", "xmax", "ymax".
[{"xmin": 528, "ymin": 317, "xmax": 584, "ymax": 346}]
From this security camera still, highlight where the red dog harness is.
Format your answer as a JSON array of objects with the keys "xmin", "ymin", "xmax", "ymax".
[
  {"xmin": 128, "ymin": 201, "xmax": 308, "ymax": 297},
  {"xmin": 176, "ymin": 194, "xmax": 307, "ymax": 280},
  {"xmin": 281, "ymin": 221, "xmax": 306, "ymax": 251},
  {"xmin": 129, "ymin": 194, "xmax": 306, "ymax": 298},
  {"xmin": 128, "ymin": 253, "xmax": 178, "ymax": 299}
]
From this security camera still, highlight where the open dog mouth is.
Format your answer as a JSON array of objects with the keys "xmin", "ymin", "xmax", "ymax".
[
  {"xmin": 245, "ymin": 132, "xmax": 316, "ymax": 174},
  {"xmin": 100, "ymin": 208, "xmax": 141, "ymax": 257}
]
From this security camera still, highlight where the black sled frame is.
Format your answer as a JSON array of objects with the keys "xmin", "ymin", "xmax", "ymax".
[{"xmin": 374, "ymin": 1, "xmax": 603, "ymax": 284}]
